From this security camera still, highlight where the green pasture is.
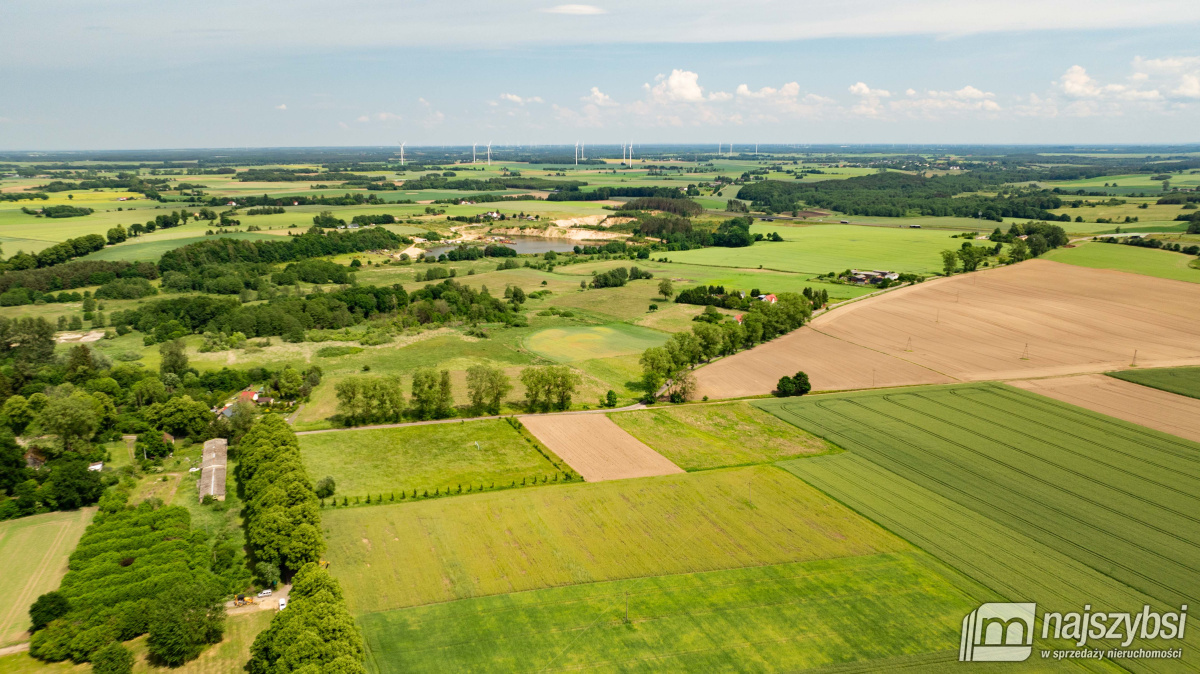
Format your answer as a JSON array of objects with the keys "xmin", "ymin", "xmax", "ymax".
[
  {"xmin": 661, "ymin": 224, "xmax": 967, "ymax": 274},
  {"xmin": 322, "ymin": 465, "xmax": 906, "ymax": 613},
  {"xmin": 357, "ymin": 552, "xmax": 979, "ymax": 674},
  {"xmin": 758, "ymin": 383, "xmax": 1200, "ymax": 609},
  {"xmin": 0, "ymin": 509, "xmax": 95, "ymax": 646},
  {"xmin": 1042, "ymin": 241, "xmax": 1200, "ymax": 283},
  {"xmin": 298, "ymin": 419, "xmax": 562, "ymax": 498},
  {"xmin": 1109, "ymin": 366, "xmax": 1200, "ymax": 400},
  {"xmin": 523, "ymin": 322, "xmax": 667, "ymax": 362},
  {"xmin": 608, "ymin": 402, "xmax": 835, "ymax": 470},
  {"xmin": 81, "ymin": 232, "xmax": 280, "ymax": 262}
]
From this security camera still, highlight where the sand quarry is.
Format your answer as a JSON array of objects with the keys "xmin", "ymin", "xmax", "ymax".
[
  {"xmin": 519, "ymin": 414, "xmax": 684, "ymax": 481},
  {"xmin": 694, "ymin": 259, "xmax": 1200, "ymax": 400},
  {"xmin": 1009, "ymin": 374, "xmax": 1200, "ymax": 444}
]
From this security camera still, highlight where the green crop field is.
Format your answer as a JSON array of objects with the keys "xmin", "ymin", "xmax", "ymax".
[
  {"xmin": 1109, "ymin": 366, "xmax": 1200, "ymax": 400},
  {"xmin": 661, "ymin": 224, "xmax": 969, "ymax": 274},
  {"xmin": 1042, "ymin": 242, "xmax": 1200, "ymax": 283},
  {"xmin": 298, "ymin": 419, "xmax": 564, "ymax": 498},
  {"xmin": 357, "ymin": 552, "xmax": 980, "ymax": 673},
  {"xmin": 757, "ymin": 383, "xmax": 1200, "ymax": 609},
  {"xmin": 608, "ymin": 402, "xmax": 835, "ymax": 470},
  {"xmin": 322, "ymin": 466, "xmax": 907, "ymax": 614},
  {"xmin": 523, "ymin": 323, "xmax": 668, "ymax": 362},
  {"xmin": 0, "ymin": 509, "xmax": 95, "ymax": 647}
]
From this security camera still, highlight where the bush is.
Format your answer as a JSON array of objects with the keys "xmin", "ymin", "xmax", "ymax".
[
  {"xmin": 315, "ymin": 476, "xmax": 336, "ymax": 498},
  {"xmin": 775, "ymin": 371, "xmax": 812, "ymax": 397},
  {"xmin": 90, "ymin": 642, "xmax": 133, "ymax": 674},
  {"xmin": 29, "ymin": 591, "xmax": 70, "ymax": 632}
]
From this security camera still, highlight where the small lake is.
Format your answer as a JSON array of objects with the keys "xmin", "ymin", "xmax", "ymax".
[{"xmin": 425, "ymin": 236, "xmax": 581, "ymax": 257}]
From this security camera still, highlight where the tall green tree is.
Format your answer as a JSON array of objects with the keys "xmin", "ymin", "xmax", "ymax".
[
  {"xmin": 158, "ymin": 339, "xmax": 188, "ymax": 377},
  {"xmin": 466, "ymin": 364, "xmax": 512, "ymax": 415}
]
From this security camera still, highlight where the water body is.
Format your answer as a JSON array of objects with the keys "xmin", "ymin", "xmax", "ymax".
[{"xmin": 425, "ymin": 236, "xmax": 580, "ymax": 257}]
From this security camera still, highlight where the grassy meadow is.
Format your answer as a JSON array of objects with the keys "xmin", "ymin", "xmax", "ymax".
[
  {"xmin": 321, "ymin": 465, "xmax": 907, "ymax": 613},
  {"xmin": 357, "ymin": 552, "xmax": 979, "ymax": 673},
  {"xmin": 298, "ymin": 419, "xmax": 565, "ymax": 498},
  {"xmin": 661, "ymin": 224, "xmax": 970, "ymax": 274},
  {"xmin": 607, "ymin": 402, "xmax": 835, "ymax": 470},
  {"xmin": 1042, "ymin": 241, "xmax": 1200, "ymax": 283},
  {"xmin": 523, "ymin": 323, "xmax": 667, "ymax": 362},
  {"xmin": 0, "ymin": 509, "xmax": 95, "ymax": 647}
]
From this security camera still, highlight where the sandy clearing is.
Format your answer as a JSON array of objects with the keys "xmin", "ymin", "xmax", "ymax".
[
  {"xmin": 519, "ymin": 414, "xmax": 684, "ymax": 481},
  {"xmin": 1009, "ymin": 374, "xmax": 1200, "ymax": 443},
  {"xmin": 694, "ymin": 260, "xmax": 1200, "ymax": 400}
]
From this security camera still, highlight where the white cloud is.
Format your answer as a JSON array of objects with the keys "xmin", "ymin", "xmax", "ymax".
[
  {"xmin": 499, "ymin": 93, "xmax": 543, "ymax": 105},
  {"xmin": 648, "ymin": 69, "xmax": 729, "ymax": 103},
  {"xmin": 356, "ymin": 112, "xmax": 402, "ymax": 122},
  {"xmin": 542, "ymin": 4, "xmax": 606, "ymax": 15},
  {"xmin": 337, "ymin": 122, "xmax": 349, "ymax": 129},
  {"xmin": 275, "ymin": 103, "xmax": 287, "ymax": 110},
  {"xmin": 848, "ymin": 82, "xmax": 890, "ymax": 98},
  {"xmin": 581, "ymin": 86, "xmax": 617, "ymax": 106},
  {"xmin": 889, "ymin": 86, "xmax": 1001, "ymax": 116},
  {"xmin": 848, "ymin": 82, "xmax": 890, "ymax": 117}
]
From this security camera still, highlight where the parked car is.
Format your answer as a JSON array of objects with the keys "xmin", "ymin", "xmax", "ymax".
[
  {"xmin": 257, "ymin": 589, "xmax": 272, "ymax": 597},
  {"xmin": 278, "ymin": 598, "xmax": 288, "ymax": 610}
]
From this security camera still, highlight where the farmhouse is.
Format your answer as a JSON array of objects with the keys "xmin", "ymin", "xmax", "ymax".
[
  {"xmin": 847, "ymin": 269, "xmax": 899, "ymax": 285},
  {"xmin": 198, "ymin": 438, "xmax": 228, "ymax": 502}
]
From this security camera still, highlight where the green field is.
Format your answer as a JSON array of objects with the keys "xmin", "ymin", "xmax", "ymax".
[
  {"xmin": 80, "ymin": 231, "xmax": 280, "ymax": 261},
  {"xmin": 1042, "ymin": 242, "xmax": 1200, "ymax": 283},
  {"xmin": 0, "ymin": 509, "xmax": 95, "ymax": 647},
  {"xmin": 357, "ymin": 552, "xmax": 979, "ymax": 673},
  {"xmin": 322, "ymin": 466, "xmax": 907, "ymax": 613},
  {"xmin": 523, "ymin": 323, "xmax": 668, "ymax": 362},
  {"xmin": 1108, "ymin": 366, "xmax": 1200, "ymax": 400},
  {"xmin": 298, "ymin": 419, "xmax": 565, "ymax": 498},
  {"xmin": 661, "ymin": 224, "xmax": 968, "ymax": 274},
  {"xmin": 608, "ymin": 402, "xmax": 835, "ymax": 470},
  {"xmin": 756, "ymin": 383, "xmax": 1200, "ymax": 609}
]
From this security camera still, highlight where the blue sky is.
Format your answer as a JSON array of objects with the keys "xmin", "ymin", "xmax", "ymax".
[{"xmin": 3, "ymin": 0, "xmax": 1200, "ymax": 149}]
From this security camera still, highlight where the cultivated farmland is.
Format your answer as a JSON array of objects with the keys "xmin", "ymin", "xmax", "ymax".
[
  {"xmin": 1110, "ymin": 365, "xmax": 1200, "ymax": 400},
  {"xmin": 1010, "ymin": 373, "xmax": 1200, "ymax": 443},
  {"xmin": 694, "ymin": 259, "xmax": 1200, "ymax": 398},
  {"xmin": 297, "ymin": 419, "xmax": 566, "ymax": 499},
  {"xmin": 0, "ymin": 509, "xmax": 94, "ymax": 647},
  {"xmin": 356, "ymin": 552, "xmax": 979, "ymax": 673},
  {"xmin": 518, "ymin": 414, "xmax": 684, "ymax": 481},
  {"xmin": 321, "ymin": 466, "xmax": 907, "ymax": 613},
  {"xmin": 607, "ymin": 401, "xmax": 835, "ymax": 470},
  {"xmin": 758, "ymin": 383, "xmax": 1200, "ymax": 609}
]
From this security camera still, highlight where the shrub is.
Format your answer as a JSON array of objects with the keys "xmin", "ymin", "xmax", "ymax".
[{"xmin": 775, "ymin": 371, "xmax": 812, "ymax": 397}]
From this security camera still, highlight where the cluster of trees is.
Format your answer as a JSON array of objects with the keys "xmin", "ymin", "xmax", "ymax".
[
  {"xmin": 1100, "ymin": 236, "xmax": 1200, "ymax": 256},
  {"xmin": 0, "ymin": 191, "xmax": 49, "ymax": 202},
  {"xmin": 94, "ymin": 277, "xmax": 157, "ymax": 300},
  {"xmin": 247, "ymin": 563, "xmax": 365, "ymax": 674},
  {"xmin": 640, "ymin": 293, "xmax": 812, "ymax": 401},
  {"xmin": 737, "ymin": 172, "xmax": 1067, "ymax": 221},
  {"xmin": 546, "ymin": 186, "xmax": 685, "ymax": 201},
  {"xmin": 23, "ymin": 205, "xmax": 95, "ymax": 218},
  {"xmin": 34, "ymin": 175, "xmax": 170, "ymax": 199},
  {"xmin": 675, "ymin": 285, "xmax": 816, "ymax": 311},
  {"xmin": 239, "ymin": 415, "xmax": 325, "ymax": 578},
  {"xmin": 589, "ymin": 266, "xmax": 652, "ymax": 289},
  {"xmin": 6, "ymin": 234, "xmax": 106, "ymax": 270},
  {"xmin": 623, "ymin": 197, "xmax": 704, "ymax": 217},
  {"xmin": 29, "ymin": 495, "xmax": 228, "ymax": 667},
  {"xmin": 520, "ymin": 366, "xmax": 582, "ymax": 412},
  {"xmin": 0, "ymin": 260, "xmax": 159, "ymax": 294},
  {"xmin": 246, "ymin": 206, "xmax": 286, "ymax": 215},
  {"xmin": 158, "ymin": 227, "xmax": 407, "ymax": 272},
  {"xmin": 438, "ymin": 244, "xmax": 519, "ymax": 262},
  {"xmin": 202, "ymin": 192, "xmax": 389, "ymax": 209}
]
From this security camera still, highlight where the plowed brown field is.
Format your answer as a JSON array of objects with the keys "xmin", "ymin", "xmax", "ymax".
[
  {"xmin": 1010, "ymin": 374, "xmax": 1200, "ymax": 443},
  {"xmin": 519, "ymin": 414, "xmax": 685, "ymax": 481},
  {"xmin": 694, "ymin": 260, "xmax": 1200, "ymax": 400}
]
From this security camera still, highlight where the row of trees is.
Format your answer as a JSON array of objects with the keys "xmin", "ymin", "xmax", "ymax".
[
  {"xmin": 247, "ymin": 563, "xmax": 366, "ymax": 674},
  {"xmin": 640, "ymin": 293, "xmax": 812, "ymax": 401},
  {"xmin": 238, "ymin": 415, "xmax": 325, "ymax": 579}
]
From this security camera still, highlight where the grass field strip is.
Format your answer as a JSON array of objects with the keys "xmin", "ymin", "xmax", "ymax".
[
  {"xmin": 758, "ymin": 385, "xmax": 1200, "ymax": 610},
  {"xmin": 356, "ymin": 553, "xmax": 977, "ymax": 673}
]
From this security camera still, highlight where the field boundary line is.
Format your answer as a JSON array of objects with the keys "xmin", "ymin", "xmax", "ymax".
[{"xmin": 295, "ymin": 404, "xmax": 646, "ymax": 436}]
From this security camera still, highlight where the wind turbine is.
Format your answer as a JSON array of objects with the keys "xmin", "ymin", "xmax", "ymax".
[
  {"xmin": 487, "ymin": 141, "xmax": 492, "ymax": 165},
  {"xmin": 398, "ymin": 141, "xmax": 406, "ymax": 167},
  {"xmin": 621, "ymin": 142, "xmax": 626, "ymax": 167},
  {"xmin": 472, "ymin": 143, "xmax": 476, "ymax": 164},
  {"xmin": 628, "ymin": 142, "xmax": 633, "ymax": 166},
  {"xmin": 574, "ymin": 142, "xmax": 578, "ymax": 167},
  {"xmin": 718, "ymin": 142, "xmax": 721, "ymax": 155}
]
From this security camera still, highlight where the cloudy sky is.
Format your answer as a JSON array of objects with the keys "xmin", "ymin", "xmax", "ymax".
[{"xmin": 3, "ymin": 0, "xmax": 1200, "ymax": 149}]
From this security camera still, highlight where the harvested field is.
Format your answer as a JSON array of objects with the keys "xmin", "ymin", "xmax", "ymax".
[
  {"xmin": 0, "ymin": 509, "xmax": 95, "ymax": 647},
  {"xmin": 695, "ymin": 260, "xmax": 1200, "ymax": 399},
  {"xmin": 1010, "ymin": 374, "xmax": 1200, "ymax": 443},
  {"xmin": 519, "ymin": 414, "xmax": 684, "ymax": 481}
]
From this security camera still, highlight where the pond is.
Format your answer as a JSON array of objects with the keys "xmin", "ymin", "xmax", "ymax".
[{"xmin": 425, "ymin": 236, "xmax": 581, "ymax": 257}]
